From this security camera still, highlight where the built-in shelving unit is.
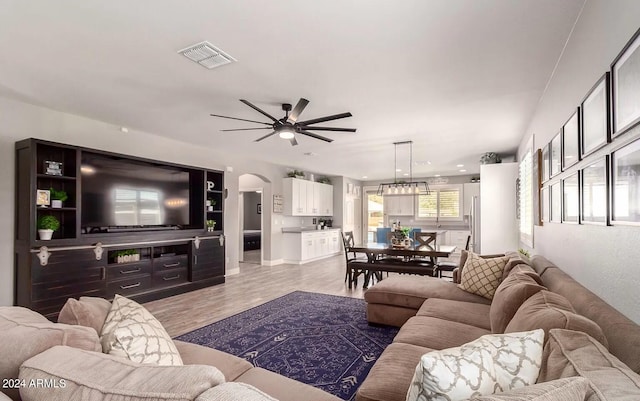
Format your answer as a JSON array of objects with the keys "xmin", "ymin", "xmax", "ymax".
[{"xmin": 15, "ymin": 138, "xmax": 227, "ymax": 320}]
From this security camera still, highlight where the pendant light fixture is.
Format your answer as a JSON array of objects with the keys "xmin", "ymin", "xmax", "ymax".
[{"xmin": 377, "ymin": 141, "xmax": 430, "ymax": 196}]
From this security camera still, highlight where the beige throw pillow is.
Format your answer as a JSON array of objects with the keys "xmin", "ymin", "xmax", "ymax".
[
  {"xmin": 458, "ymin": 253, "xmax": 510, "ymax": 300},
  {"xmin": 58, "ymin": 296, "xmax": 112, "ymax": 334},
  {"xmin": 406, "ymin": 329, "xmax": 544, "ymax": 401},
  {"xmin": 100, "ymin": 294, "xmax": 183, "ymax": 366}
]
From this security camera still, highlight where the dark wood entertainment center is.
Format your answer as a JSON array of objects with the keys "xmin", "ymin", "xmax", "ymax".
[{"xmin": 14, "ymin": 138, "xmax": 226, "ymax": 320}]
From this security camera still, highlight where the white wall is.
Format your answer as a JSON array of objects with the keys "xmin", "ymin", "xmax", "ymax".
[
  {"xmin": 518, "ymin": 0, "xmax": 640, "ymax": 323},
  {"xmin": 0, "ymin": 94, "xmax": 291, "ymax": 306}
]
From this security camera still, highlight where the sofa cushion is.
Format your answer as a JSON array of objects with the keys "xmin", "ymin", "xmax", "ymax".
[
  {"xmin": 507, "ymin": 264, "xmax": 544, "ymax": 285},
  {"xmin": 406, "ymin": 329, "xmax": 544, "ymax": 401},
  {"xmin": 490, "ymin": 272, "xmax": 546, "ymax": 334},
  {"xmin": 0, "ymin": 306, "xmax": 101, "ymax": 401},
  {"xmin": 458, "ymin": 253, "xmax": 510, "ymax": 300},
  {"xmin": 196, "ymin": 382, "xmax": 278, "ymax": 401},
  {"xmin": 394, "ymin": 316, "xmax": 490, "ymax": 350},
  {"xmin": 471, "ymin": 377, "xmax": 590, "ymax": 400},
  {"xmin": 19, "ymin": 345, "xmax": 224, "ymax": 401},
  {"xmin": 416, "ymin": 298, "xmax": 491, "ymax": 330},
  {"xmin": 355, "ymin": 342, "xmax": 433, "ymax": 401},
  {"xmin": 236, "ymin": 367, "xmax": 341, "ymax": 401},
  {"xmin": 505, "ymin": 291, "xmax": 607, "ymax": 347},
  {"xmin": 364, "ymin": 275, "xmax": 491, "ymax": 312},
  {"xmin": 174, "ymin": 340, "xmax": 252, "ymax": 381},
  {"xmin": 100, "ymin": 294, "xmax": 183, "ymax": 366},
  {"xmin": 539, "ymin": 329, "xmax": 640, "ymax": 401},
  {"xmin": 58, "ymin": 296, "xmax": 112, "ymax": 334},
  {"xmin": 501, "ymin": 252, "xmax": 531, "ymax": 281}
]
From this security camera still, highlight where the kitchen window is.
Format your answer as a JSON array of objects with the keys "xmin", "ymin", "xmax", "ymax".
[{"xmin": 416, "ymin": 185, "xmax": 462, "ymax": 221}]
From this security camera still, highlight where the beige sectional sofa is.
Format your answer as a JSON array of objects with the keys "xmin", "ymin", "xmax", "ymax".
[
  {"xmin": 0, "ymin": 300, "xmax": 340, "ymax": 401},
  {"xmin": 358, "ymin": 253, "xmax": 640, "ymax": 401}
]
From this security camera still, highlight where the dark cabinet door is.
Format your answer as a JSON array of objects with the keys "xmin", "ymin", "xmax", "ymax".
[{"xmin": 191, "ymin": 237, "xmax": 224, "ymax": 282}]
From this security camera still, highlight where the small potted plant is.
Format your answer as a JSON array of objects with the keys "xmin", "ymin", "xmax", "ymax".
[
  {"xmin": 206, "ymin": 220, "xmax": 217, "ymax": 232},
  {"xmin": 317, "ymin": 176, "xmax": 331, "ymax": 184},
  {"xmin": 287, "ymin": 170, "xmax": 305, "ymax": 179},
  {"xmin": 37, "ymin": 215, "xmax": 60, "ymax": 240},
  {"xmin": 49, "ymin": 188, "xmax": 68, "ymax": 209}
]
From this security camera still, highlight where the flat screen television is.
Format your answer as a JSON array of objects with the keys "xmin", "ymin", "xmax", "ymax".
[{"xmin": 81, "ymin": 152, "xmax": 191, "ymax": 233}]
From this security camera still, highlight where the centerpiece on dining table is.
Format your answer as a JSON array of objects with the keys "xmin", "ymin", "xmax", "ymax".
[{"xmin": 390, "ymin": 226, "xmax": 413, "ymax": 249}]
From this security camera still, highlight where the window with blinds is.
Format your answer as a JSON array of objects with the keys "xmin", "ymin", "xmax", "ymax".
[
  {"xmin": 417, "ymin": 185, "xmax": 462, "ymax": 220},
  {"xmin": 519, "ymin": 149, "xmax": 533, "ymax": 246}
]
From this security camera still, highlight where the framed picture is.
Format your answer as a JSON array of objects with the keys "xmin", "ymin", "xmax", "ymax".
[
  {"xmin": 581, "ymin": 156, "xmax": 608, "ymax": 224},
  {"xmin": 581, "ymin": 73, "xmax": 610, "ymax": 157},
  {"xmin": 550, "ymin": 182, "xmax": 561, "ymax": 223},
  {"xmin": 541, "ymin": 186, "xmax": 550, "ymax": 223},
  {"xmin": 257, "ymin": 203, "xmax": 262, "ymax": 214},
  {"xmin": 550, "ymin": 134, "xmax": 561, "ymax": 177},
  {"xmin": 612, "ymin": 28, "xmax": 640, "ymax": 137},
  {"xmin": 44, "ymin": 160, "xmax": 63, "ymax": 176},
  {"xmin": 273, "ymin": 195, "xmax": 284, "ymax": 213},
  {"xmin": 541, "ymin": 144, "xmax": 550, "ymax": 182},
  {"xmin": 36, "ymin": 189, "xmax": 50, "ymax": 206},
  {"xmin": 562, "ymin": 173, "xmax": 579, "ymax": 223},
  {"xmin": 562, "ymin": 110, "xmax": 579, "ymax": 170},
  {"xmin": 612, "ymin": 138, "xmax": 640, "ymax": 224}
]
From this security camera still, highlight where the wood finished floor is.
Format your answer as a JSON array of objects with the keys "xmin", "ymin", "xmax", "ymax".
[{"xmin": 144, "ymin": 253, "xmax": 365, "ymax": 337}]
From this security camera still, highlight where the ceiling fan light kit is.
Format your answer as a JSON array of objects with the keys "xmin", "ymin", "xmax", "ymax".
[
  {"xmin": 377, "ymin": 141, "xmax": 430, "ymax": 196},
  {"xmin": 211, "ymin": 98, "xmax": 356, "ymax": 146}
]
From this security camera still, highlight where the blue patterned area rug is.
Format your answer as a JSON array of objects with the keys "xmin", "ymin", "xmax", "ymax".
[{"xmin": 175, "ymin": 291, "xmax": 398, "ymax": 400}]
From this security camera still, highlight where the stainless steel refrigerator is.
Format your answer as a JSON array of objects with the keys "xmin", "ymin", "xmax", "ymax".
[{"xmin": 469, "ymin": 195, "xmax": 481, "ymax": 253}]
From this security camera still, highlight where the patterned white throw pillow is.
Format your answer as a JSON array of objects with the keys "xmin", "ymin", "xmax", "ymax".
[
  {"xmin": 100, "ymin": 294, "xmax": 183, "ymax": 366},
  {"xmin": 406, "ymin": 329, "xmax": 544, "ymax": 401}
]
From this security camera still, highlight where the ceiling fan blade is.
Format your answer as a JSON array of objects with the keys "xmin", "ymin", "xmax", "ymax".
[
  {"xmin": 290, "ymin": 137, "xmax": 298, "ymax": 146},
  {"xmin": 299, "ymin": 130, "xmax": 333, "ymax": 143},
  {"xmin": 210, "ymin": 114, "xmax": 272, "ymax": 126},
  {"xmin": 298, "ymin": 126, "xmax": 356, "ymax": 132},
  {"xmin": 254, "ymin": 131, "xmax": 278, "ymax": 142},
  {"xmin": 240, "ymin": 99, "xmax": 279, "ymax": 122},
  {"xmin": 288, "ymin": 98, "xmax": 309, "ymax": 123},
  {"xmin": 297, "ymin": 112, "xmax": 352, "ymax": 126},
  {"xmin": 221, "ymin": 127, "xmax": 273, "ymax": 132}
]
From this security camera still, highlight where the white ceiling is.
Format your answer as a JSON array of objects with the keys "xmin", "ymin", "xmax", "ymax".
[{"xmin": 0, "ymin": 0, "xmax": 584, "ymax": 180}]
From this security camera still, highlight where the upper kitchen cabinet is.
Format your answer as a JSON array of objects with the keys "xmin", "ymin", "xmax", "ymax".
[
  {"xmin": 384, "ymin": 195, "xmax": 414, "ymax": 216},
  {"xmin": 283, "ymin": 178, "xmax": 333, "ymax": 216}
]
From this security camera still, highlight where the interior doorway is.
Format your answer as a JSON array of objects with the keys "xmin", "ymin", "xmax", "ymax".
[{"xmin": 239, "ymin": 174, "xmax": 266, "ymax": 266}]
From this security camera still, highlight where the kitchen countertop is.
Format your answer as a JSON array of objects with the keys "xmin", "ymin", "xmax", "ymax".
[{"xmin": 282, "ymin": 227, "xmax": 341, "ymax": 233}]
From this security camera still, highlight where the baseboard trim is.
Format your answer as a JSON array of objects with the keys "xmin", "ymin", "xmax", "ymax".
[
  {"xmin": 225, "ymin": 267, "xmax": 240, "ymax": 276},
  {"xmin": 263, "ymin": 259, "xmax": 284, "ymax": 266}
]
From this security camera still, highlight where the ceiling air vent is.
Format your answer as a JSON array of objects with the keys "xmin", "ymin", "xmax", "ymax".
[{"xmin": 177, "ymin": 41, "xmax": 236, "ymax": 69}]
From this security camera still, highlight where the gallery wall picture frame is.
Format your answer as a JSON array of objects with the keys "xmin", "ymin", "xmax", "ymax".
[
  {"xmin": 612, "ymin": 27, "xmax": 640, "ymax": 138},
  {"xmin": 550, "ymin": 133, "xmax": 562, "ymax": 177},
  {"xmin": 541, "ymin": 144, "xmax": 550, "ymax": 182},
  {"xmin": 581, "ymin": 72, "xmax": 610, "ymax": 157},
  {"xmin": 562, "ymin": 109, "xmax": 580, "ymax": 170},
  {"xmin": 550, "ymin": 182, "xmax": 561, "ymax": 223},
  {"xmin": 611, "ymin": 138, "xmax": 640, "ymax": 225},
  {"xmin": 532, "ymin": 148, "xmax": 543, "ymax": 226},
  {"xmin": 562, "ymin": 173, "xmax": 579, "ymax": 224},
  {"xmin": 541, "ymin": 186, "xmax": 550, "ymax": 223},
  {"xmin": 581, "ymin": 156, "xmax": 609, "ymax": 225}
]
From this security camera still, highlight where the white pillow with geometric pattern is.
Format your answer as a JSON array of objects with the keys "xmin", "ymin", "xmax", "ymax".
[
  {"xmin": 100, "ymin": 294, "xmax": 183, "ymax": 366},
  {"xmin": 406, "ymin": 329, "xmax": 544, "ymax": 401}
]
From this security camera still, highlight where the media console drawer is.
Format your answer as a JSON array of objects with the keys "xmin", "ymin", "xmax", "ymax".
[
  {"xmin": 153, "ymin": 255, "xmax": 188, "ymax": 271},
  {"xmin": 106, "ymin": 260, "xmax": 152, "ymax": 281},
  {"xmin": 153, "ymin": 267, "xmax": 188, "ymax": 287},
  {"xmin": 107, "ymin": 275, "xmax": 153, "ymax": 297}
]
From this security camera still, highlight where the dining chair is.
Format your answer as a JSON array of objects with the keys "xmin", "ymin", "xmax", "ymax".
[
  {"xmin": 342, "ymin": 231, "xmax": 368, "ymax": 286},
  {"xmin": 412, "ymin": 232, "xmax": 438, "ymax": 273},
  {"xmin": 436, "ymin": 234, "xmax": 471, "ymax": 279}
]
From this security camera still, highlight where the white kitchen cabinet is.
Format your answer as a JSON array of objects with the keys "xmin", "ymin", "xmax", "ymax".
[
  {"xmin": 463, "ymin": 183, "xmax": 480, "ymax": 216},
  {"xmin": 283, "ymin": 178, "xmax": 333, "ymax": 216},
  {"xmin": 384, "ymin": 195, "xmax": 414, "ymax": 216},
  {"xmin": 283, "ymin": 229, "xmax": 342, "ymax": 264}
]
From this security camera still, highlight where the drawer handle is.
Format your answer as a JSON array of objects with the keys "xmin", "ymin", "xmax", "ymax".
[
  {"xmin": 120, "ymin": 267, "xmax": 141, "ymax": 275},
  {"xmin": 162, "ymin": 274, "xmax": 181, "ymax": 281},
  {"xmin": 163, "ymin": 262, "xmax": 181, "ymax": 268},
  {"xmin": 120, "ymin": 282, "xmax": 141, "ymax": 290}
]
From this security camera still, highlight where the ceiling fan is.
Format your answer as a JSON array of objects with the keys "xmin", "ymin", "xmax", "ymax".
[{"xmin": 211, "ymin": 98, "xmax": 356, "ymax": 146}]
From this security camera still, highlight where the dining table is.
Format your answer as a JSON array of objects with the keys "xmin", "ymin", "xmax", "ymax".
[{"xmin": 347, "ymin": 242, "xmax": 457, "ymax": 288}]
